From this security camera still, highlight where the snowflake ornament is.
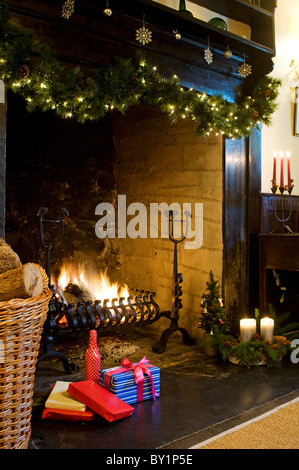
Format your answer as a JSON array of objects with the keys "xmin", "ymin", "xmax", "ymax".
[
  {"xmin": 136, "ymin": 15, "xmax": 152, "ymax": 46},
  {"xmin": 204, "ymin": 38, "xmax": 213, "ymax": 65},
  {"xmin": 204, "ymin": 47, "xmax": 213, "ymax": 65},
  {"xmin": 238, "ymin": 56, "xmax": 252, "ymax": 78},
  {"xmin": 62, "ymin": 0, "xmax": 75, "ymax": 19}
]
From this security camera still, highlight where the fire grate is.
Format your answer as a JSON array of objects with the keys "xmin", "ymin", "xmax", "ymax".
[
  {"xmin": 56, "ymin": 290, "xmax": 161, "ymax": 333},
  {"xmin": 38, "ymin": 289, "xmax": 161, "ymax": 373}
]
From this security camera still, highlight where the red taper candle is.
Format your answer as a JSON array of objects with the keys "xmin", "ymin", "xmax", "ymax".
[
  {"xmin": 273, "ymin": 151, "xmax": 277, "ymax": 184},
  {"xmin": 287, "ymin": 151, "xmax": 291, "ymax": 186},
  {"xmin": 280, "ymin": 151, "xmax": 284, "ymax": 188}
]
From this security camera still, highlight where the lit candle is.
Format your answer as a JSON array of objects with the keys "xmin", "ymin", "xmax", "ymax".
[
  {"xmin": 272, "ymin": 151, "xmax": 277, "ymax": 185},
  {"xmin": 240, "ymin": 319, "xmax": 256, "ymax": 342},
  {"xmin": 280, "ymin": 151, "xmax": 284, "ymax": 188},
  {"xmin": 286, "ymin": 151, "xmax": 291, "ymax": 186},
  {"xmin": 260, "ymin": 317, "xmax": 274, "ymax": 343}
]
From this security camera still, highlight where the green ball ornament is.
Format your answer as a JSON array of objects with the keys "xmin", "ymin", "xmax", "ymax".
[{"xmin": 208, "ymin": 17, "xmax": 227, "ymax": 30}]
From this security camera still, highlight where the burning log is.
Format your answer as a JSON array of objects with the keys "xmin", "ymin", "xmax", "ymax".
[
  {"xmin": 0, "ymin": 238, "xmax": 22, "ymax": 274},
  {"xmin": 0, "ymin": 263, "xmax": 44, "ymax": 301}
]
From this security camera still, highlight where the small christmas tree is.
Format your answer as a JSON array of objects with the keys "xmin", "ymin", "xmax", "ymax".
[{"xmin": 198, "ymin": 270, "xmax": 229, "ymax": 335}]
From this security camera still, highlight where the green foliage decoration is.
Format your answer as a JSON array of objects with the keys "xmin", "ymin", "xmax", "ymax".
[
  {"xmin": 198, "ymin": 270, "xmax": 229, "ymax": 334},
  {"xmin": 0, "ymin": 0, "xmax": 281, "ymax": 137},
  {"xmin": 218, "ymin": 334, "xmax": 292, "ymax": 369}
]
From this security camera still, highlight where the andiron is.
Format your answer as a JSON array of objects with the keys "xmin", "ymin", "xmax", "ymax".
[
  {"xmin": 37, "ymin": 207, "xmax": 79, "ymax": 373},
  {"xmin": 152, "ymin": 210, "xmax": 196, "ymax": 353}
]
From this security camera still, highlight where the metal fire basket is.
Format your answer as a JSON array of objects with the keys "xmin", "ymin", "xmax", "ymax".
[{"xmin": 55, "ymin": 290, "xmax": 161, "ymax": 333}]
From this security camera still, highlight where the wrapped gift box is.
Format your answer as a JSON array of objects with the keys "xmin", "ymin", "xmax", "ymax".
[
  {"xmin": 99, "ymin": 357, "xmax": 160, "ymax": 405},
  {"xmin": 68, "ymin": 380, "xmax": 134, "ymax": 422},
  {"xmin": 45, "ymin": 381, "xmax": 86, "ymax": 412},
  {"xmin": 41, "ymin": 407, "xmax": 95, "ymax": 422}
]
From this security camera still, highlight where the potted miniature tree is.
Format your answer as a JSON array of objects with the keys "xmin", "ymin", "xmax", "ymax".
[{"xmin": 198, "ymin": 270, "xmax": 229, "ymax": 356}]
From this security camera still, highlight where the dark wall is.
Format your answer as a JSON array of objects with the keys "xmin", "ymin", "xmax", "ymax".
[{"xmin": 5, "ymin": 91, "xmax": 122, "ymax": 281}]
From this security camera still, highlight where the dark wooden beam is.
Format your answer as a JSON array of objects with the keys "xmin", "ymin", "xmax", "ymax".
[
  {"xmin": 0, "ymin": 84, "xmax": 6, "ymax": 240},
  {"xmin": 223, "ymin": 136, "xmax": 247, "ymax": 331}
]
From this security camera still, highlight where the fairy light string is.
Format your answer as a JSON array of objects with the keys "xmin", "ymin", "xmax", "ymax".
[{"xmin": 0, "ymin": 0, "xmax": 281, "ymax": 138}]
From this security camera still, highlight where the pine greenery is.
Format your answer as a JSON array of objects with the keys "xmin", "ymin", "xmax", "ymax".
[{"xmin": 199, "ymin": 270, "xmax": 229, "ymax": 334}]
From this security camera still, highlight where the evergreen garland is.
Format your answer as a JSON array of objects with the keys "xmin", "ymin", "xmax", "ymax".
[{"xmin": 0, "ymin": 0, "xmax": 281, "ymax": 138}]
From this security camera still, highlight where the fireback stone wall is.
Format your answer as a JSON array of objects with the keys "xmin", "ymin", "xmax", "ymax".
[{"xmin": 112, "ymin": 106, "xmax": 224, "ymax": 335}]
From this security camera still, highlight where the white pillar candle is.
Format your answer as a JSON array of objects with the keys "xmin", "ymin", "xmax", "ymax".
[
  {"xmin": 260, "ymin": 317, "xmax": 274, "ymax": 343},
  {"xmin": 240, "ymin": 319, "xmax": 256, "ymax": 342}
]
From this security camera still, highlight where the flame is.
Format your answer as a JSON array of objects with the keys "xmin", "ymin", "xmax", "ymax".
[{"xmin": 55, "ymin": 262, "xmax": 129, "ymax": 304}]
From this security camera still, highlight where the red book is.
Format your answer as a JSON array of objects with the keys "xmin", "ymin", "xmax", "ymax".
[{"xmin": 68, "ymin": 380, "xmax": 134, "ymax": 422}]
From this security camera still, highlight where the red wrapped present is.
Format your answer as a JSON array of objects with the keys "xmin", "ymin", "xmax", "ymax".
[
  {"xmin": 41, "ymin": 407, "xmax": 95, "ymax": 422},
  {"xmin": 68, "ymin": 380, "xmax": 134, "ymax": 422}
]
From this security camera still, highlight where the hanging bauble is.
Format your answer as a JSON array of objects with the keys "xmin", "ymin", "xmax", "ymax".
[
  {"xmin": 265, "ymin": 89, "xmax": 272, "ymax": 98},
  {"xmin": 173, "ymin": 29, "xmax": 181, "ymax": 40},
  {"xmin": 224, "ymin": 47, "xmax": 232, "ymax": 59},
  {"xmin": 19, "ymin": 64, "xmax": 30, "ymax": 78},
  {"xmin": 103, "ymin": 0, "xmax": 112, "ymax": 16}
]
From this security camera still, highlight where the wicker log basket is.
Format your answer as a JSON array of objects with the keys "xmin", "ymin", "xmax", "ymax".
[{"xmin": 0, "ymin": 265, "xmax": 52, "ymax": 449}]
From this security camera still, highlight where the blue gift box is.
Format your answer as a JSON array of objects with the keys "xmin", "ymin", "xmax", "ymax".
[{"xmin": 99, "ymin": 361, "xmax": 160, "ymax": 405}]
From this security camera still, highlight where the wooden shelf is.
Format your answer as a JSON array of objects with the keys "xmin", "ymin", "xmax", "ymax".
[
  {"xmin": 104, "ymin": 0, "xmax": 275, "ymax": 56},
  {"xmin": 187, "ymin": 0, "xmax": 275, "ymax": 50}
]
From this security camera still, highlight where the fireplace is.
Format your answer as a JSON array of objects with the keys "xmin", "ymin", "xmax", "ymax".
[
  {"xmin": 5, "ymin": 92, "xmax": 223, "ymax": 342},
  {"xmin": 1, "ymin": 0, "xmax": 276, "ymax": 352}
]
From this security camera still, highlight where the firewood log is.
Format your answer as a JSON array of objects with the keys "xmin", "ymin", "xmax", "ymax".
[
  {"xmin": 0, "ymin": 263, "xmax": 44, "ymax": 301},
  {"xmin": 0, "ymin": 238, "xmax": 22, "ymax": 274}
]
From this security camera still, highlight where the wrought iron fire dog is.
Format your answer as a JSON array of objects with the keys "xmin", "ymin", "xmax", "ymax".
[
  {"xmin": 37, "ymin": 207, "xmax": 79, "ymax": 373},
  {"xmin": 152, "ymin": 210, "xmax": 195, "ymax": 353}
]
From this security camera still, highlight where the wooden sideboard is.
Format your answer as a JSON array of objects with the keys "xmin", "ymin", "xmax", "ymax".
[{"xmin": 259, "ymin": 234, "xmax": 299, "ymax": 314}]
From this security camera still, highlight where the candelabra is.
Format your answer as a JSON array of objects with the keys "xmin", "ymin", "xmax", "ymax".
[
  {"xmin": 271, "ymin": 179, "xmax": 294, "ymax": 232},
  {"xmin": 271, "ymin": 150, "xmax": 295, "ymax": 232}
]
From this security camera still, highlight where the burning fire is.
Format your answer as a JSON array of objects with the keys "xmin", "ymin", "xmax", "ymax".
[{"xmin": 55, "ymin": 262, "xmax": 130, "ymax": 305}]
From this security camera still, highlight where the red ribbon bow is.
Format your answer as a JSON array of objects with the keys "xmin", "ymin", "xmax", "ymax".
[{"xmin": 105, "ymin": 356, "xmax": 158, "ymax": 402}]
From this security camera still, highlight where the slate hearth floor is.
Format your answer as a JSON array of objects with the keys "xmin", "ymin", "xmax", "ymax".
[{"xmin": 28, "ymin": 325, "xmax": 299, "ymax": 450}]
